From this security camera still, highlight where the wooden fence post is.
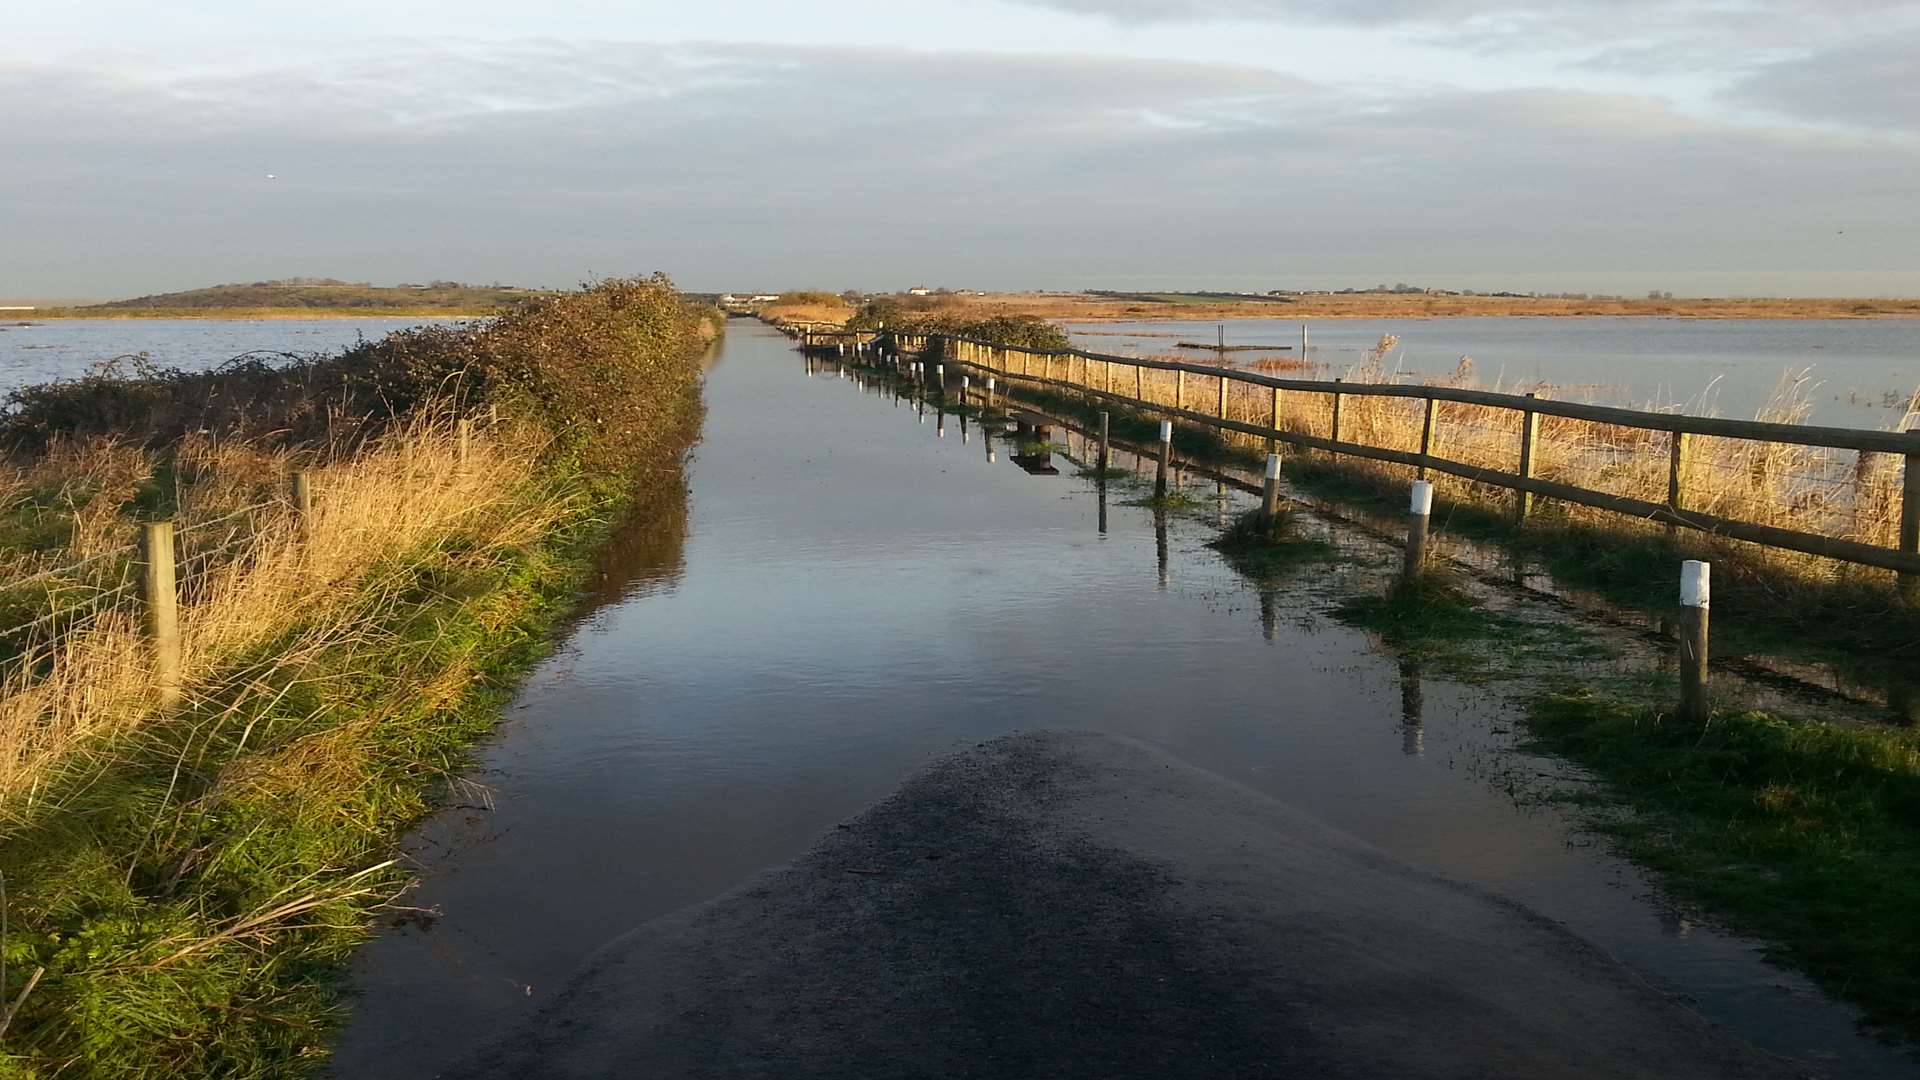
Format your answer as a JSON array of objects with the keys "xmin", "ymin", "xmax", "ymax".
[
  {"xmin": 142, "ymin": 521, "xmax": 181, "ymax": 707},
  {"xmin": 1098, "ymin": 411, "xmax": 1111, "ymax": 475},
  {"xmin": 1403, "ymin": 480, "xmax": 1433, "ymax": 587},
  {"xmin": 1156, "ymin": 420, "xmax": 1173, "ymax": 500},
  {"xmin": 1516, "ymin": 392, "xmax": 1540, "ymax": 524},
  {"xmin": 1330, "ymin": 378, "xmax": 1344, "ymax": 456},
  {"xmin": 1261, "ymin": 453, "xmax": 1282, "ymax": 528},
  {"xmin": 1679, "ymin": 560, "xmax": 1711, "ymax": 721},
  {"xmin": 1668, "ymin": 431, "xmax": 1692, "ymax": 540},
  {"xmin": 1269, "ymin": 386, "xmax": 1281, "ymax": 454},
  {"xmin": 1135, "ymin": 364, "xmax": 1143, "ymax": 402},
  {"xmin": 1417, "ymin": 397, "xmax": 1439, "ymax": 480},
  {"xmin": 1899, "ymin": 426, "xmax": 1919, "ymax": 605},
  {"xmin": 1217, "ymin": 372, "xmax": 1229, "ymax": 421},
  {"xmin": 1176, "ymin": 369, "xmax": 1186, "ymax": 412}
]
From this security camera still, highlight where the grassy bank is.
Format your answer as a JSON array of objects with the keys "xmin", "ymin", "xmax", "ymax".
[
  {"xmin": 1527, "ymin": 692, "xmax": 1920, "ymax": 1037},
  {"xmin": 0, "ymin": 279, "xmax": 716, "ymax": 1075},
  {"xmin": 27, "ymin": 280, "xmax": 550, "ymax": 320}
]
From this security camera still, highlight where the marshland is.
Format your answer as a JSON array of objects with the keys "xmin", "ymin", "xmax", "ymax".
[{"xmin": 1, "ymin": 293, "xmax": 1918, "ymax": 1078}]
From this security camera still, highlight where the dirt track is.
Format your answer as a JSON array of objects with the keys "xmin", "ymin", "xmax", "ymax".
[{"xmin": 446, "ymin": 730, "xmax": 1804, "ymax": 1079}]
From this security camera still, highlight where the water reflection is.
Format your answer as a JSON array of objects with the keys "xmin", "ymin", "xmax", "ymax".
[{"xmin": 1399, "ymin": 659, "xmax": 1425, "ymax": 757}]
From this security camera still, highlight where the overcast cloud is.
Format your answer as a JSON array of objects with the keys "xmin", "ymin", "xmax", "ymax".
[{"xmin": 1, "ymin": 2, "xmax": 1915, "ymax": 297}]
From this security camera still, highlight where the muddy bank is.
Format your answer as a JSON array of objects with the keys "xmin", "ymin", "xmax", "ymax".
[{"xmin": 447, "ymin": 730, "xmax": 1796, "ymax": 1079}]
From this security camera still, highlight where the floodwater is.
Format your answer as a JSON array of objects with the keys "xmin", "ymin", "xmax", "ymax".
[
  {"xmin": 333, "ymin": 322, "xmax": 1915, "ymax": 1079},
  {"xmin": 0, "ymin": 316, "xmax": 469, "ymax": 396},
  {"xmin": 1067, "ymin": 316, "xmax": 1920, "ymax": 427}
]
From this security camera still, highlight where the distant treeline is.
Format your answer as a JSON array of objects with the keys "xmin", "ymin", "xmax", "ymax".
[
  {"xmin": 845, "ymin": 297, "xmax": 1069, "ymax": 351},
  {"xmin": 68, "ymin": 279, "xmax": 550, "ymax": 313}
]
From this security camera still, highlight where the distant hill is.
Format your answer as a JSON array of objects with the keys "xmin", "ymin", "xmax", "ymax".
[{"xmin": 84, "ymin": 279, "xmax": 549, "ymax": 313}]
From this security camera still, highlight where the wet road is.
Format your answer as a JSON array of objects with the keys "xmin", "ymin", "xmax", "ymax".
[{"xmin": 332, "ymin": 322, "xmax": 1915, "ymax": 1078}]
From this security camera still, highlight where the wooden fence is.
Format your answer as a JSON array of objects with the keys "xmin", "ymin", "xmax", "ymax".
[{"xmin": 806, "ymin": 327, "xmax": 1920, "ymax": 594}]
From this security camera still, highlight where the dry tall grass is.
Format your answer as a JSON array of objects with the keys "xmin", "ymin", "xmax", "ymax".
[
  {"xmin": 973, "ymin": 337, "xmax": 1915, "ymax": 590},
  {"xmin": 0, "ymin": 409, "xmax": 555, "ymax": 822}
]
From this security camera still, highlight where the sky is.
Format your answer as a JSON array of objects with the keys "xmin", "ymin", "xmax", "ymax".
[{"xmin": 3, "ymin": 1, "xmax": 1918, "ymax": 298}]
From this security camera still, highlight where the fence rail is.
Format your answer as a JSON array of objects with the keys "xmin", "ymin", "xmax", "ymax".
[{"xmin": 806, "ymin": 327, "xmax": 1920, "ymax": 589}]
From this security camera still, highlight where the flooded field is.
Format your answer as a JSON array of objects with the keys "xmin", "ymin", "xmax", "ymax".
[
  {"xmin": 0, "ymin": 316, "xmax": 469, "ymax": 395},
  {"xmin": 1067, "ymin": 316, "xmax": 1920, "ymax": 428},
  {"xmin": 331, "ymin": 323, "xmax": 1915, "ymax": 1079}
]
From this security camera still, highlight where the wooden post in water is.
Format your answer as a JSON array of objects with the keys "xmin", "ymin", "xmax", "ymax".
[
  {"xmin": 1515, "ymin": 392, "xmax": 1540, "ymax": 524},
  {"xmin": 1417, "ymin": 398, "xmax": 1438, "ymax": 480},
  {"xmin": 1098, "ymin": 411, "xmax": 1111, "ymax": 475},
  {"xmin": 1155, "ymin": 420, "xmax": 1172, "ymax": 500},
  {"xmin": 1402, "ymin": 481, "xmax": 1433, "ymax": 588},
  {"xmin": 142, "ymin": 521, "xmax": 181, "ymax": 707},
  {"xmin": 1261, "ymin": 453, "xmax": 1282, "ymax": 528},
  {"xmin": 1679, "ymin": 560, "xmax": 1711, "ymax": 722},
  {"xmin": 1301, "ymin": 321, "xmax": 1309, "ymax": 355}
]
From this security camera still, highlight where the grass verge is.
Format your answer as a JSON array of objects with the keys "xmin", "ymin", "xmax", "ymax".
[
  {"xmin": 0, "ymin": 281, "xmax": 714, "ymax": 1076},
  {"xmin": 1526, "ymin": 691, "xmax": 1920, "ymax": 1039}
]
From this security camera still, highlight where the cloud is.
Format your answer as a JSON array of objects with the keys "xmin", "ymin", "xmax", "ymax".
[
  {"xmin": 1, "ymin": 40, "xmax": 1915, "ymax": 296},
  {"xmin": 1725, "ymin": 30, "xmax": 1920, "ymax": 132}
]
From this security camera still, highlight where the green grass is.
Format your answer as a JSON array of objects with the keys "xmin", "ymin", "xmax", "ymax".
[
  {"xmin": 1527, "ymin": 691, "xmax": 1920, "ymax": 1039},
  {"xmin": 1206, "ymin": 508, "xmax": 1342, "ymax": 582},
  {"xmin": 0, "ymin": 459, "xmax": 679, "ymax": 1077}
]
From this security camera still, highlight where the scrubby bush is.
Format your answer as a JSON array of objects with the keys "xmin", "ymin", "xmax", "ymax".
[{"xmin": 1, "ymin": 276, "xmax": 719, "ymax": 474}]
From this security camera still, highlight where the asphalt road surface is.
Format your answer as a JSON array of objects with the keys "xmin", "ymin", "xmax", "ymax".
[{"xmin": 446, "ymin": 730, "xmax": 1803, "ymax": 1079}]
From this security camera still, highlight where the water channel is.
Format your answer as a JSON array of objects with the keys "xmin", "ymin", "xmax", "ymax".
[{"xmin": 327, "ymin": 321, "xmax": 1912, "ymax": 1077}]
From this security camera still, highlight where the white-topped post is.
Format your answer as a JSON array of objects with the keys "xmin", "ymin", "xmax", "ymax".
[
  {"xmin": 1261, "ymin": 452, "xmax": 1283, "ymax": 528},
  {"xmin": 1403, "ymin": 480, "xmax": 1434, "ymax": 586},
  {"xmin": 1680, "ymin": 560, "xmax": 1711, "ymax": 722},
  {"xmin": 1155, "ymin": 419, "xmax": 1173, "ymax": 500}
]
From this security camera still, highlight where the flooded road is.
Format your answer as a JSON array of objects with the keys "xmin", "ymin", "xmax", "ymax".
[{"xmin": 333, "ymin": 322, "xmax": 1916, "ymax": 1078}]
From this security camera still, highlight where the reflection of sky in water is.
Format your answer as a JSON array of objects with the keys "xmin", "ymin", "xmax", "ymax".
[
  {"xmin": 1067, "ymin": 317, "xmax": 1920, "ymax": 427},
  {"xmin": 336, "ymin": 324, "xmax": 1913, "ymax": 1080},
  {"xmin": 0, "ymin": 317, "xmax": 472, "ymax": 396}
]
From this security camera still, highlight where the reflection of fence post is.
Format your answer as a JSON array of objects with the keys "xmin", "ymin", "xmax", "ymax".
[
  {"xmin": 142, "ymin": 521, "xmax": 181, "ymax": 707},
  {"xmin": 1679, "ymin": 560, "xmax": 1711, "ymax": 722},
  {"xmin": 1403, "ymin": 481, "xmax": 1433, "ymax": 587},
  {"xmin": 1899, "ymin": 426, "xmax": 1919, "ymax": 605},
  {"xmin": 960, "ymin": 376, "xmax": 970, "ymax": 407},
  {"xmin": 1261, "ymin": 453, "xmax": 1282, "ymax": 528},
  {"xmin": 1155, "ymin": 420, "xmax": 1172, "ymax": 500},
  {"xmin": 1098, "ymin": 411, "xmax": 1111, "ymax": 475},
  {"xmin": 986, "ymin": 376, "xmax": 996, "ymax": 407}
]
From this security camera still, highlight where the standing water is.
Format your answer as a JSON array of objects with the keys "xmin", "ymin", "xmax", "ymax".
[{"xmin": 331, "ymin": 323, "xmax": 1915, "ymax": 1078}]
